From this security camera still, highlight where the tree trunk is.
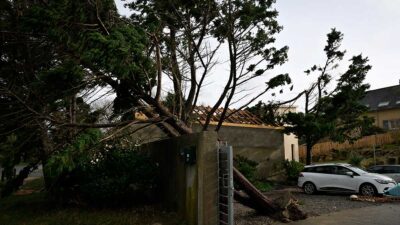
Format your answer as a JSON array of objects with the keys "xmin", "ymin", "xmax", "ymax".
[
  {"xmin": 39, "ymin": 124, "xmax": 54, "ymax": 190},
  {"xmin": 306, "ymin": 142, "xmax": 312, "ymax": 165},
  {"xmin": 233, "ymin": 167, "xmax": 307, "ymax": 221},
  {"xmin": 1, "ymin": 162, "xmax": 39, "ymax": 198},
  {"xmin": 233, "ymin": 167, "xmax": 280, "ymax": 213}
]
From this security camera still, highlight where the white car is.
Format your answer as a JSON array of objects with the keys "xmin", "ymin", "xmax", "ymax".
[
  {"xmin": 298, "ymin": 163, "xmax": 397, "ymax": 196},
  {"xmin": 367, "ymin": 165, "xmax": 400, "ymax": 183}
]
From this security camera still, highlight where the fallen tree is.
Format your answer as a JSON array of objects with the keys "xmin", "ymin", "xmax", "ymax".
[{"xmin": 0, "ymin": 0, "xmax": 306, "ymax": 221}]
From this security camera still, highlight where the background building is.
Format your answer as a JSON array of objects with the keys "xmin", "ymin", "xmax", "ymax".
[{"xmin": 361, "ymin": 83, "xmax": 400, "ymax": 130}]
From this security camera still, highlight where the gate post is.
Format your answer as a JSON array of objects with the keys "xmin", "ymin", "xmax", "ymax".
[{"xmin": 219, "ymin": 146, "xmax": 234, "ymax": 225}]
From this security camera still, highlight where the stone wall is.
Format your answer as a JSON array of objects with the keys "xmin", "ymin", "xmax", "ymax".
[{"xmin": 141, "ymin": 131, "xmax": 219, "ymax": 225}]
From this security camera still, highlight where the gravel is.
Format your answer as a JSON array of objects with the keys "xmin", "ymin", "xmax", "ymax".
[
  {"xmin": 293, "ymin": 191, "xmax": 381, "ymax": 216},
  {"xmin": 234, "ymin": 188, "xmax": 382, "ymax": 225},
  {"xmin": 234, "ymin": 201, "xmax": 274, "ymax": 225}
]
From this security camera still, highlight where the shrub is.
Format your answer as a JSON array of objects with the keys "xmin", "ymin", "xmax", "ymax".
[
  {"xmin": 233, "ymin": 155, "xmax": 258, "ymax": 183},
  {"xmin": 282, "ymin": 159, "xmax": 304, "ymax": 183},
  {"xmin": 253, "ymin": 180, "xmax": 273, "ymax": 192},
  {"xmin": 45, "ymin": 131, "xmax": 158, "ymax": 206},
  {"xmin": 79, "ymin": 148, "xmax": 158, "ymax": 206},
  {"xmin": 233, "ymin": 155, "xmax": 274, "ymax": 191},
  {"xmin": 348, "ymin": 152, "xmax": 363, "ymax": 167}
]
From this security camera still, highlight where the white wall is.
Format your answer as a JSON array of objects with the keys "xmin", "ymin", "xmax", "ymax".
[{"xmin": 283, "ymin": 133, "xmax": 299, "ymax": 161}]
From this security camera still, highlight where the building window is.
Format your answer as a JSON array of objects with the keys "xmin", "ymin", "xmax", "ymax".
[
  {"xmin": 383, "ymin": 120, "xmax": 389, "ymax": 129},
  {"xmin": 383, "ymin": 119, "xmax": 400, "ymax": 130}
]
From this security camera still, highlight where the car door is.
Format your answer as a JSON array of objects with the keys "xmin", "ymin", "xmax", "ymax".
[
  {"xmin": 312, "ymin": 166, "xmax": 336, "ymax": 190},
  {"xmin": 330, "ymin": 166, "xmax": 358, "ymax": 192},
  {"xmin": 393, "ymin": 166, "xmax": 400, "ymax": 183}
]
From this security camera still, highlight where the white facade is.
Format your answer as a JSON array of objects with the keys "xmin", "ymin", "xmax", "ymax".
[{"xmin": 283, "ymin": 133, "xmax": 299, "ymax": 161}]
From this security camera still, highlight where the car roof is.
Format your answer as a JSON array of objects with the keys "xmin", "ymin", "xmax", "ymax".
[
  {"xmin": 304, "ymin": 163, "xmax": 352, "ymax": 168},
  {"xmin": 369, "ymin": 165, "xmax": 400, "ymax": 167}
]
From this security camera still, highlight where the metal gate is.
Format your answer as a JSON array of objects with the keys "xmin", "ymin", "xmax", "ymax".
[{"xmin": 218, "ymin": 145, "xmax": 234, "ymax": 225}]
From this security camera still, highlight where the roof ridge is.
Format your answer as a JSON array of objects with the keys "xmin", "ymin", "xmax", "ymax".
[{"xmin": 366, "ymin": 84, "xmax": 400, "ymax": 93}]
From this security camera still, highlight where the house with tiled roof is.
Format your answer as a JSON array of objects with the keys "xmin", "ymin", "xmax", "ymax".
[
  {"xmin": 191, "ymin": 106, "xmax": 299, "ymax": 180},
  {"xmin": 132, "ymin": 106, "xmax": 299, "ymax": 180},
  {"xmin": 361, "ymin": 83, "xmax": 400, "ymax": 130}
]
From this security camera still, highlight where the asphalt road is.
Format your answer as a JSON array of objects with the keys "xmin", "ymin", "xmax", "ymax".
[{"xmin": 282, "ymin": 204, "xmax": 400, "ymax": 225}]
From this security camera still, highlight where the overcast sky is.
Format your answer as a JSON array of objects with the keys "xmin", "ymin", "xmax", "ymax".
[{"xmin": 115, "ymin": 0, "xmax": 400, "ymax": 111}]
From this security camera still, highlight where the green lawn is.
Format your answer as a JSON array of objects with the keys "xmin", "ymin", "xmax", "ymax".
[{"xmin": 0, "ymin": 179, "xmax": 183, "ymax": 225}]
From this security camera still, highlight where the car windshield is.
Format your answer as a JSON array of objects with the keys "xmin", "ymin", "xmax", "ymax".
[{"xmin": 348, "ymin": 166, "xmax": 367, "ymax": 174}]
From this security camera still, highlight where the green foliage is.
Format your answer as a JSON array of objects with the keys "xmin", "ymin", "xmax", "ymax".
[
  {"xmin": 45, "ymin": 129, "xmax": 102, "ymax": 176},
  {"xmin": 348, "ymin": 153, "xmax": 363, "ymax": 167},
  {"xmin": 253, "ymin": 180, "xmax": 273, "ymax": 192},
  {"xmin": 1, "ymin": 0, "xmax": 292, "ymax": 203},
  {"xmin": 0, "ymin": 135, "xmax": 19, "ymax": 181},
  {"xmin": 233, "ymin": 155, "xmax": 274, "ymax": 191},
  {"xmin": 281, "ymin": 29, "xmax": 373, "ymax": 164},
  {"xmin": 247, "ymin": 101, "xmax": 283, "ymax": 126},
  {"xmin": 234, "ymin": 155, "xmax": 258, "ymax": 183},
  {"xmin": 0, "ymin": 0, "xmax": 115, "ymax": 195},
  {"xmin": 45, "ymin": 132, "xmax": 158, "ymax": 206},
  {"xmin": 282, "ymin": 160, "xmax": 304, "ymax": 182},
  {"xmin": 78, "ymin": 147, "xmax": 158, "ymax": 206}
]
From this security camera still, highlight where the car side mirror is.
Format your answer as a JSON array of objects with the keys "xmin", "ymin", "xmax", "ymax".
[{"xmin": 345, "ymin": 171, "xmax": 354, "ymax": 177}]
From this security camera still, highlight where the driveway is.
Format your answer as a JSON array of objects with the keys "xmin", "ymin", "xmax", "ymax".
[
  {"xmin": 280, "ymin": 204, "xmax": 400, "ymax": 225},
  {"xmin": 235, "ymin": 189, "xmax": 399, "ymax": 225}
]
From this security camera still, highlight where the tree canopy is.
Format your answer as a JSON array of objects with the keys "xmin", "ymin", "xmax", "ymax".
[
  {"xmin": 1, "ymin": 0, "xmax": 297, "ymax": 213},
  {"xmin": 249, "ymin": 29, "xmax": 374, "ymax": 165}
]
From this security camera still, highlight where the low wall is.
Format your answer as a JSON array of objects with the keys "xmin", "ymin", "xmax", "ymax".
[{"xmin": 141, "ymin": 131, "xmax": 219, "ymax": 225}]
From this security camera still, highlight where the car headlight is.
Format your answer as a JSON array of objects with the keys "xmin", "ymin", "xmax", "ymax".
[{"xmin": 374, "ymin": 178, "xmax": 393, "ymax": 184}]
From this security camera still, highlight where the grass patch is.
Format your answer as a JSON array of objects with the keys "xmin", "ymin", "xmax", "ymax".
[
  {"xmin": 21, "ymin": 178, "xmax": 44, "ymax": 191},
  {"xmin": 254, "ymin": 180, "xmax": 273, "ymax": 192},
  {"xmin": 0, "ymin": 179, "xmax": 183, "ymax": 225}
]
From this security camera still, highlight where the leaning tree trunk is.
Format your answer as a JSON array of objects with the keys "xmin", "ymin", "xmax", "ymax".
[
  {"xmin": 233, "ymin": 167, "xmax": 307, "ymax": 222},
  {"xmin": 1, "ymin": 162, "xmax": 40, "ymax": 198}
]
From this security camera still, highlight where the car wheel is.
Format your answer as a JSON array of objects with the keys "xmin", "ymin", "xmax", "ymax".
[
  {"xmin": 360, "ymin": 183, "xmax": 377, "ymax": 196},
  {"xmin": 303, "ymin": 182, "xmax": 316, "ymax": 195}
]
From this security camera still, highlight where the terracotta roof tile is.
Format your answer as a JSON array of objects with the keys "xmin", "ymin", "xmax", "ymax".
[{"xmin": 194, "ymin": 106, "xmax": 263, "ymax": 125}]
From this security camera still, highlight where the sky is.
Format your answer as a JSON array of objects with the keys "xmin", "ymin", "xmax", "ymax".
[{"xmin": 115, "ymin": 0, "xmax": 400, "ymax": 111}]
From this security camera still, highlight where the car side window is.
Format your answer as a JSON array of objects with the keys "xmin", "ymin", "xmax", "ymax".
[
  {"xmin": 383, "ymin": 166, "xmax": 399, "ymax": 173},
  {"xmin": 303, "ymin": 167, "xmax": 315, "ymax": 172},
  {"xmin": 314, "ymin": 166, "xmax": 334, "ymax": 174},
  {"xmin": 335, "ymin": 166, "xmax": 352, "ymax": 175},
  {"xmin": 368, "ymin": 166, "xmax": 383, "ymax": 173}
]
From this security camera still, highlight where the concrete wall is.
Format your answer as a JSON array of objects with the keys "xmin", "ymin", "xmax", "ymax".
[
  {"xmin": 141, "ymin": 131, "xmax": 219, "ymax": 225},
  {"xmin": 125, "ymin": 124, "xmax": 168, "ymax": 144},
  {"xmin": 194, "ymin": 124, "xmax": 290, "ymax": 180},
  {"xmin": 131, "ymin": 122, "xmax": 299, "ymax": 181}
]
